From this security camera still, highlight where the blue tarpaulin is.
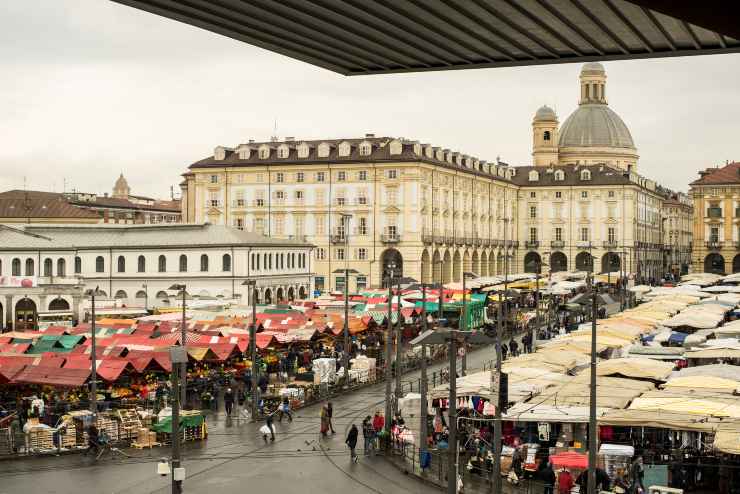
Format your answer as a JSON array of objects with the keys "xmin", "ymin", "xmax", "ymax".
[{"xmin": 668, "ymin": 332, "xmax": 689, "ymax": 345}]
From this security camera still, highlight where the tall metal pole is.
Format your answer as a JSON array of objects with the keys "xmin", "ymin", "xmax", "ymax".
[
  {"xmin": 588, "ymin": 268, "xmax": 598, "ymax": 494},
  {"xmin": 384, "ymin": 267, "xmax": 394, "ymax": 435},
  {"xmin": 250, "ymin": 284, "xmax": 258, "ymax": 421},
  {"xmin": 171, "ymin": 353, "xmax": 182, "ymax": 494},
  {"xmin": 90, "ymin": 291, "xmax": 97, "ymax": 416},
  {"xmin": 143, "ymin": 283, "xmax": 148, "ymax": 313},
  {"xmin": 343, "ymin": 266, "xmax": 350, "ymax": 385},
  {"xmin": 492, "ymin": 301, "xmax": 503, "ymax": 494},
  {"xmin": 394, "ymin": 275, "xmax": 402, "ymax": 414},
  {"xmin": 533, "ymin": 268, "xmax": 540, "ymax": 352},
  {"xmin": 461, "ymin": 274, "xmax": 467, "ymax": 376},
  {"xmin": 419, "ymin": 266, "xmax": 428, "ymax": 460},
  {"xmin": 447, "ymin": 333, "xmax": 457, "ymax": 494},
  {"xmin": 180, "ymin": 288, "xmax": 187, "ymax": 408}
]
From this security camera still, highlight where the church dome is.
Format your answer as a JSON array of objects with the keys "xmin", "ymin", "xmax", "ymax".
[
  {"xmin": 534, "ymin": 105, "xmax": 557, "ymax": 121},
  {"xmin": 558, "ymin": 104, "xmax": 635, "ymax": 149}
]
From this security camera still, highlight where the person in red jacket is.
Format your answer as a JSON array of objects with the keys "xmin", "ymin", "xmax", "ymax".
[
  {"xmin": 372, "ymin": 410, "xmax": 384, "ymax": 432},
  {"xmin": 558, "ymin": 468, "xmax": 574, "ymax": 494}
]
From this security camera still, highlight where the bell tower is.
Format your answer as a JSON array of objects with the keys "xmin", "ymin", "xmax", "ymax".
[
  {"xmin": 579, "ymin": 62, "xmax": 607, "ymax": 105},
  {"xmin": 532, "ymin": 105, "xmax": 559, "ymax": 167}
]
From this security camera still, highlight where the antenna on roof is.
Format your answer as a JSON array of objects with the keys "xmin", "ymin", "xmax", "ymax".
[{"xmin": 271, "ymin": 118, "xmax": 279, "ymax": 142}]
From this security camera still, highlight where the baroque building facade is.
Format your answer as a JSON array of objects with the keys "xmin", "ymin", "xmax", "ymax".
[
  {"xmin": 181, "ymin": 63, "xmax": 688, "ymax": 289},
  {"xmin": 689, "ymin": 162, "xmax": 740, "ymax": 274}
]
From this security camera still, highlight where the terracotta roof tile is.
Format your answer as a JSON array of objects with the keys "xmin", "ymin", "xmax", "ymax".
[
  {"xmin": 690, "ymin": 162, "xmax": 740, "ymax": 186},
  {"xmin": 0, "ymin": 191, "xmax": 99, "ymax": 219}
]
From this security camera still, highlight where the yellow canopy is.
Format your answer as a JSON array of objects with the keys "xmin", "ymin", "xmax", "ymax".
[
  {"xmin": 685, "ymin": 347, "xmax": 740, "ymax": 359},
  {"xmin": 664, "ymin": 376, "xmax": 740, "ymax": 392},
  {"xmin": 596, "ymin": 357, "xmax": 675, "ymax": 381},
  {"xmin": 186, "ymin": 347, "xmax": 210, "ymax": 361}
]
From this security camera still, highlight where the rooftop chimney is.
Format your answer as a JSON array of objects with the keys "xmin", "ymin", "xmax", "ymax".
[
  {"xmin": 285, "ymin": 136, "xmax": 294, "ymax": 142},
  {"xmin": 365, "ymin": 133, "xmax": 375, "ymax": 138},
  {"xmin": 248, "ymin": 139, "xmax": 255, "ymax": 144}
]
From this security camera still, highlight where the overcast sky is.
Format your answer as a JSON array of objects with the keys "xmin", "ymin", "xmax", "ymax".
[{"xmin": 2, "ymin": 1, "xmax": 739, "ymax": 198}]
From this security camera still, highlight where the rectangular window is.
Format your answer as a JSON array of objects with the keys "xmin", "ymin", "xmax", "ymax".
[
  {"xmin": 608, "ymin": 204, "xmax": 617, "ymax": 219},
  {"xmin": 295, "ymin": 190, "xmax": 304, "ymax": 200},
  {"xmin": 336, "ymin": 248, "xmax": 345, "ymax": 260},
  {"xmin": 555, "ymin": 228, "xmax": 562, "ymax": 241},
  {"xmin": 710, "ymin": 227, "xmax": 719, "ymax": 242},
  {"xmin": 276, "ymin": 172, "xmax": 284, "ymax": 183},
  {"xmin": 315, "ymin": 276, "xmax": 325, "ymax": 292},
  {"xmin": 529, "ymin": 227, "xmax": 537, "ymax": 242},
  {"xmin": 358, "ymin": 170, "xmax": 367, "ymax": 181},
  {"xmin": 336, "ymin": 196, "xmax": 346, "ymax": 206},
  {"xmin": 254, "ymin": 217, "xmax": 265, "ymax": 234},
  {"xmin": 581, "ymin": 227, "xmax": 589, "ymax": 242},
  {"xmin": 275, "ymin": 190, "xmax": 285, "ymax": 200},
  {"xmin": 529, "ymin": 206, "xmax": 537, "ymax": 219},
  {"xmin": 356, "ymin": 276, "xmax": 367, "ymax": 290},
  {"xmin": 296, "ymin": 172, "xmax": 304, "ymax": 183},
  {"xmin": 357, "ymin": 248, "xmax": 368, "ymax": 260},
  {"xmin": 294, "ymin": 216, "xmax": 305, "ymax": 237},
  {"xmin": 387, "ymin": 169, "xmax": 397, "ymax": 179},
  {"xmin": 358, "ymin": 217, "xmax": 368, "ymax": 235},
  {"xmin": 581, "ymin": 191, "xmax": 588, "ymax": 198},
  {"xmin": 275, "ymin": 216, "xmax": 284, "ymax": 235},
  {"xmin": 316, "ymin": 215, "xmax": 327, "ymax": 235},
  {"xmin": 608, "ymin": 190, "xmax": 615, "ymax": 198},
  {"xmin": 255, "ymin": 173, "xmax": 264, "ymax": 183},
  {"xmin": 337, "ymin": 171, "xmax": 346, "ymax": 181},
  {"xmin": 234, "ymin": 218, "xmax": 244, "ymax": 230},
  {"xmin": 530, "ymin": 191, "xmax": 536, "ymax": 198},
  {"xmin": 208, "ymin": 191, "xmax": 220, "ymax": 207},
  {"xmin": 316, "ymin": 172, "xmax": 325, "ymax": 182},
  {"xmin": 386, "ymin": 224, "xmax": 398, "ymax": 237},
  {"xmin": 356, "ymin": 195, "xmax": 367, "ymax": 205},
  {"xmin": 555, "ymin": 191, "xmax": 562, "ymax": 198},
  {"xmin": 608, "ymin": 227, "xmax": 616, "ymax": 243},
  {"xmin": 316, "ymin": 248, "xmax": 326, "ymax": 260},
  {"xmin": 335, "ymin": 276, "xmax": 346, "ymax": 292},
  {"xmin": 210, "ymin": 174, "xmax": 218, "ymax": 183}
]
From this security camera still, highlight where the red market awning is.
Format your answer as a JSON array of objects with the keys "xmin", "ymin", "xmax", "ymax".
[
  {"xmin": 96, "ymin": 359, "xmax": 132, "ymax": 382},
  {"xmin": 12, "ymin": 366, "xmax": 90, "ymax": 387},
  {"xmin": 549, "ymin": 452, "xmax": 588, "ymax": 469}
]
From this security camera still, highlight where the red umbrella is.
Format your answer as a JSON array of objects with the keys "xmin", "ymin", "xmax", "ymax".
[{"xmin": 549, "ymin": 451, "xmax": 588, "ymax": 469}]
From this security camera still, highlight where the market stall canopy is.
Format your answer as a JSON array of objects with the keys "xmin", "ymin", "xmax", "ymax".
[
  {"xmin": 685, "ymin": 346, "xmax": 740, "ymax": 359},
  {"xmin": 12, "ymin": 366, "xmax": 90, "ymax": 387},
  {"xmin": 663, "ymin": 375, "xmax": 740, "ymax": 393},
  {"xmin": 550, "ymin": 451, "xmax": 588, "ymax": 469},
  {"xmin": 627, "ymin": 345, "xmax": 684, "ymax": 361},
  {"xmin": 505, "ymin": 403, "xmax": 609, "ymax": 424},
  {"xmin": 629, "ymin": 390, "xmax": 740, "ymax": 418},
  {"xmin": 713, "ymin": 424, "xmax": 740, "ymax": 455},
  {"xmin": 671, "ymin": 364, "xmax": 740, "ymax": 381},
  {"xmin": 595, "ymin": 357, "xmax": 674, "ymax": 381},
  {"xmin": 600, "ymin": 409, "xmax": 725, "ymax": 432}
]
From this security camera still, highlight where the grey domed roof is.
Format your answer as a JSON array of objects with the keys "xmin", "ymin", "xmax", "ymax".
[
  {"xmin": 581, "ymin": 62, "xmax": 605, "ymax": 73},
  {"xmin": 534, "ymin": 105, "xmax": 557, "ymax": 121},
  {"xmin": 558, "ymin": 104, "xmax": 635, "ymax": 149}
]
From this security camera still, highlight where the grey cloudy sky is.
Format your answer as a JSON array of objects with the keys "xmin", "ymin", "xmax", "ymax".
[{"xmin": 2, "ymin": 1, "xmax": 739, "ymax": 198}]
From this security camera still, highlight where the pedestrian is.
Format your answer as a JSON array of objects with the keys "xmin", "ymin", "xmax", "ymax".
[
  {"xmin": 326, "ymin": 401, "xmax": 335, "ymax": 434},
  {"xmin": 558, "ymin": 468, "xmax": 574, "ymax": 494},
  {"xmin": 320, "ymin": 403, "xmax": 330, "ymax": 437},
  {"xmin": 262, "ymin": 412, "xmax": 275, "ymax": 443},
  {"xmin": 372, "ymin": 410, "xmax": 384, "ymax": 433},
  {"xmin": 278, "ymin": 396, "xmax": 293, "ymax": 422},
  {"xmin": 501, "ymin": 343, "xmax": 508, "ymax": 361},
  {"xmin": 630, "ymin": 456, "xmax": 645, "ymax": 494},
  {"xmin": 346, "ymin": 424, "xmax": 359, "ymax": 463},
  {"xmin": 509, "ymin": 337, "xmax": 518, "ymax": 357},
  {"xmin": 539, "ymin": 462, "xmax": 556, "ymax": 494},
  {"xmin": 362, "ymin": 415, "xmax": 375, "ymax": 456},
  {"xmin": 223, "ymin": 387, "xmax": 234, "ymax": 416}
]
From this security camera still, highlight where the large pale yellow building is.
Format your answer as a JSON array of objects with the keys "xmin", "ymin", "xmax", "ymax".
[
  {"xmin": 181, "ymin": 137, "xmax": 518, "ymax": 293},
  {"xmin": 690, "ymin": 162, "xmax": 740, "ymax": 274}
]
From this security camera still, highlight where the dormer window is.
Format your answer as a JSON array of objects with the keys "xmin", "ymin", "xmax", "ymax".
[
  {"xmin": 359, "ymin": 141, "xmax": 372, "ymax": 156},
  {"xmin": 435, "ymin": 148, "xmax": 444, "ymax": 160},
  {"xmin": 237, "ymin": 145, "xmax": 250, "ymax": 159},
  {"xmin": 580, "ymin": 169, "xmax": 592, "ymax": 181},
  {"xmin": 424, "ymin": 146, "xmax": 433, "ymax": 158},
  {"xmin": 277, "ymin": 144, "xmax": 290, "ymax": 159},
  {"xmin": 528, "ymin": 170, "xmax": 539, "ymax": 181},
  {"xmin": 413, "ymin": 143, "xmax": 421, "ymax": 156},
  {"xmin": 543, "ymin": 131, "xmax": 551, "ymax": 141},
  {"xmin": 297, "ymin": 142, "xmax": 310, "ymax": 158},
  {"xmin": 554, "ymin": 170, "xmax": 565, "ymax": 181},
  {"xmin": 318, "ymin": 142, "xmax": 330, "ymax": 158},
  {"xmin": 389, "ymin": 139, "xmax": 402, "ymax": 155},
  {"xmin": 258, "ymin": 145, "xmax": 270, "ymax": 159},
  {"xmin": 338, "ymin": 141, "xmax": 351, "ymax": 157},
  {"xmin": 214, "ymin": 146, "xmax": 226, "ymax": 160}
]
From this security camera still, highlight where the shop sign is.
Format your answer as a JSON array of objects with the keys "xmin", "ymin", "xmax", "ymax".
[
  {"xmin": 0, "ymin": 276, "xmax": 37, "ymax": 288},
  {"xmin": 537, "ymin": 422, "xmax": 550, "ymax": 441}
]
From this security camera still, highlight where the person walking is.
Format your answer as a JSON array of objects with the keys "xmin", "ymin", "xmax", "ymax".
[
  {"xmin": 278, "ymin": 396, "xmax": 293, "ymax": 422},
  {"xmin": 326, "ymin": 401, "xmax": 336, "ymax": 434},
  {"xmin": 539, "ymin": 462, "xmax": 556, "ymax": 494},
  {"xmin": 346, "ymin": 424, "xmax": 359, "ymax": 463},
  {"xmin": 223, "ymin": 387, "xmax": 234, "ymax": 416},
  {"xmin": 630, "ymin": 456, "xmax": 645, "ymax": 494},
  {"xmin": 558, "ymin": 468, "xmax": 574, "ymax": 494},
  {"xmin": 362, "ymin": 415, "xmax": 375, "ymax": 456},
  {"xmin": 262, "ymin": 412, "xmax": 275, "ymax": 443},
  {"xmin": 320, "ymin": 403, "xmax": 330, "ymax": 437}
]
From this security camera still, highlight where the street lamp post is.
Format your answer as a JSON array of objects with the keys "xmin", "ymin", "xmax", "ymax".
[
  {"xmin": 142, "ymin": 283, "xmax": 148, "ymax": 313},
  {"xmin": 84, "ymin": 287, "xmax": 101, "ymax": 416},
  {"xmin": 384, "ymin": 262, "xmax": 396, "ymax": 435},
  {"xmin": 460, "ymin": 271, "xmax": 478, "ymax": 376},
  {"xmin": 169, "ymin": 284, "xmax": 188, "ymax": 408},
  {"xmin": 333, "ymin": 266, "xmax": 359, "ymax": 388},
  {"xmin": 242, "ymin": 280, "xmax": 258, "ymax": 420},
  {"xmin": 394, "ymin": 273, "xmax": 402, "ymax": 415},
  {"xmin": 587, "ymin": 254, "xmax": 598, "ymax": 494}
]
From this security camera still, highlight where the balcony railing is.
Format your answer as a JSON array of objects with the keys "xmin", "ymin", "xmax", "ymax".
[
  {"xmin": 525, "ymin": 240, "xmax": 539, "ymax": 249},
  {"xmin": 550, "ymin": 240, "xmax": 565, "ymax": 248},
  {"xmin": 434, "ymin": 235, "xmax": 445, "ymax": 244},
  {"xmin": 706, "ymin": 240, "xmax": 721, "ymax": 250},
  {"xmin": 330, "ymin": 234, "xmax": 346, "ymax": 244},
  {"xmin": 422, "ymin": 234, "xmax": 433, "ymax": 244},
  {"xmin": 603, "ymin": 240, "xmax": 618, "ymax": 249},
  {"xmin": 381, "ymin": 233, "xmax": 401, "ymax": 243}
]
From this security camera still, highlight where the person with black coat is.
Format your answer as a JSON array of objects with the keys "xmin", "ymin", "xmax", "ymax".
[
  {"xmin": 346, "ymin": 424, "xmax": 359, "ymax": 463},
  {"xmin": 539, "ymin": 462, "xmax": 556, "ymax": 494}
]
